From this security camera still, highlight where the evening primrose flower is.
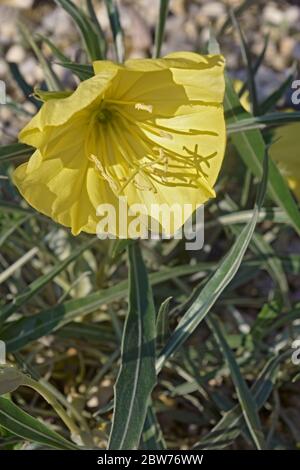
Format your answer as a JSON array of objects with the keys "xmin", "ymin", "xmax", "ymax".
[
  {"xmin": 269, "ymin": 121, "xmax": 300, "ymax": 201},
  {"xmin": 13, "ymin": 52, "xmax": 226, "ymax": 237},
  {"xmin": 234, "ymin": 83, "xmax": 300, "ymax": 202}
]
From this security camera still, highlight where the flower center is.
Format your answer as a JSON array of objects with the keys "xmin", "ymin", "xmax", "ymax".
[
  {"xmin": 97, "ymin": 107, "xmax": 112, "ymax": 123},
  {"xmin": 87, "ymin": 99, "xmax": 216, "ymax": 198}
]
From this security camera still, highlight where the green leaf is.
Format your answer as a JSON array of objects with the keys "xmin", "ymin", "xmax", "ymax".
[
  {"xmin": 194, "ymin": 351, "xmax": 290, "ymax": 449},
  {"xmin": 19, "ymin": 22, "xmax": 63, "ymax": 91},
  {"xmin": 225, "ymin": 198, "xmax": 290, "ymax": 305},
  {"xmin": 260, "ymin": 67, "xmax": 296, "ymax": 114},
  {"xmin": 0, "ymin": 238, "xmax": 96, "ymax": 324},
  {"xmin": 156, "ymin": 296, "xmax": 172, "ymax": 352},
  {"xmin": 218, "ymin": 0, "xmax": 254, "ymax": 37},
  {"xmin": 0, "ymin": 143, "xmax": 33, "ymax": 163},
  {"xmin": 1, "ymin": 263, "xmax": 210, "ymax": 352},
  {"xmin": 108, "ymin": 242, "xmax": 156, "ymax": 450},
  {"xmin": 112, "ymin": 239, "xmax": 135, "ymax": 258},
  {"xmin": 86, "ymin": 0, "xmax": 107, "ymax": 59},
  {"xmin": 37, "ymin": 34, "xmax": 94, "ymax": 81},
  {"xmin": 0, "ymin": 367, "xmax": 23, "ymax": 395},
  {"xmin": 230, "ymin": 9, "xmax": 259, "ymax": 115},
  {"xmin": 153, "ymin": 0, "xmax": 170, "ymax": 58},
  {"xmin": 8, "ymin": 63, "xmax": 40, "ymax": 109},
  {"xmin": 0, "ymin": 216, "xmax": 32, "ymax": 249},
  {"xmin": 33, "ymin": 89, "xmax": 72, "ymax": 102},
  {"xmin": 56, "ymin": 62, "xmax": 94, "ymax": 81},
  {"xmin": 140, "ymin": 401, "xmax": 166, "ymax": 450},
  {"xmin": 0, "ymin": 397, "xmax": 77, "ymax": 450},
  {"xmin": 206, "ymin": 315, "xmax": 265, "ymax": 450},
  {"xmin": 250, "ymin": 300, "xmax": 281, "ymax": 343},
  {"xmin": 227, "ymin": 111, "xmax": 300, "ymax": 134},
  {"xmin": 224, "ymin": 75, "xmax": 300, "ymax": 236},
  {"xmin": 156, "ymin": 154, "xmax": 268, "ymax": 373},
  {"xmin": 55, "ymin": 0, "xmax": 105, "ymax": 61},
  {"xmin": 36, "ymin": 34, "xmax": 71, "ymax": 63},
  {"xmin": 104, "ymin": 0, "xmax": 124, "ymax": 63}
]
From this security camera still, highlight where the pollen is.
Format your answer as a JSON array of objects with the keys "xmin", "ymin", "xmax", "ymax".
[{"xmin": 134, "ymin": 103, "xmax": 153, "ymax": 113}]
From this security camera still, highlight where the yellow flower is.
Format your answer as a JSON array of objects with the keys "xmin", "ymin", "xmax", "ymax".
[
  {"xmin": 233, "ymin": 81, "xmax": 300, "ymax": 202},
  {"xmin": 13, "ymin": 52, "xmax": 226, "ymax": 237},
  {"xmin": 269, "ymin": 121, "xmax": 300, "ymax": 201},
  {"xmin": 233, "ymin": 79, "xmax": 250, "ymax": 112}
]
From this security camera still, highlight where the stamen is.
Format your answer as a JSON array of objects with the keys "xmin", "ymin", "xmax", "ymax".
[
  {"xmin": 133, "ymin": 178, "xmax": 156, "ymax": 193},
  {"xmin": 89, "ymin": 154, "xmax": 119, "ymax": 192},
  {"xmin": 159, "ymin": 130, "xmax": 173, "ymax": 140},
  {"xmin": 105, "ymin": 99, "xmax": 153, "ymax": 113},
  {"xmin": 134, "ymin": 103, "xmax": 153, "ymax": 113}
]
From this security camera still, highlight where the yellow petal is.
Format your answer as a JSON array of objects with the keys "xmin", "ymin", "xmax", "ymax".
[
  {"xmin": 13, "ymin": 130, "xmax": 118, "ymax": 236},
  {"xmin": 269, "ymin": 121, "xmax": 300, "ymax": 201},
  {"xmin": 233, "ymin": 79, "xmax": 250, "ymax": 112},
  {"xmin": 19, "ymin": 71, "xmax": 118, "ymax": 146},
  {"xmin": 15, "ymin": 53, "xmax": 226, "ymax": 238}
]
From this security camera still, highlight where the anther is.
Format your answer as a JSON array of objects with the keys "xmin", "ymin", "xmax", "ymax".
[{"xmin": 135, "ymin": 103, "xmax": 153, "ymax": 113}]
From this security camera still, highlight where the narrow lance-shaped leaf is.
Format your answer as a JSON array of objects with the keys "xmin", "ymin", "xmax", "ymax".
[
  {"xmin": 156, "ymin": 153, "xmax": 268, "ymax": 373},
  {"xmin": 194, "ymin": 351, "xmax": 290, "ymax": 449},
  {"xmin": 209, "ymin": 32, "xmax": 300, "ymax": 237},
  {"xmin": 140, "ymin": 400, "xmax": 166, "ymax": 450},
  {"xmin": 108, "ymin": 242, "xmax": 156, "ymax": 450},
  {"xmin": 55, "ymin": 0, "xmax": 105, "ymax": 61},
  {"xmin": 153, "ymin": 0, "xmax": 170, "ymax": 58},
  {"xmin": 104, "ymin": 0, "xmax": 124, "ymax": 63},
  {"xmin": 56, "ymin": 62, "xmax": 94, "ymax": 81},
  {"xmin": 86, "ymin": 0, "xmax": 107, "ymax": 59},
  {"xmin": 0, "ymin": 143, "xmax": 33, "ymax": 163},
  {"xmin": 0, "ymin": 397, "xmax": 77, "ymax": 450},
  {"xmin": 225, "ymin": 75, "xmax": 300, "ymax": 236},
  {"xmin": 0, "ymin": 238, "xmax": 96, "ymax": 324},
  {"xmin": 206, "ymin": 314, "xmax": 266, "ymax": 450},
  {"xmin": 19, "ymin": 22, "xmax": 62, "ymax": 91},
  {"xmin": 1, "ymin": 264, "xmax": 207, "ymax": 353}
]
